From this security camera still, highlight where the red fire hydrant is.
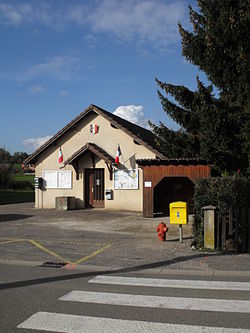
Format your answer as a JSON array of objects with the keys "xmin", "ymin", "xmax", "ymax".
[{"xmin": 156, "ymin": 222, "xmax": 168, "ymax": 241}]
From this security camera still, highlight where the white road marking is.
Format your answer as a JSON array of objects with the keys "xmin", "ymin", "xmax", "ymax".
[
  {"xmin": 88, "ymin": 275, "xmax": 250, "ymax": 291},
  {"xmin": 59, "ymin": 290, "xmax": 250, "ymax": 313},
  {"xmin": 17, "ymin": 312, "xmax": 250, "ymax": 332}
]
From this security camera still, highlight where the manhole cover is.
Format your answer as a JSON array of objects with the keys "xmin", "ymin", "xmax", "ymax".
[{"xmin": 38, "ymin": 262, "xmax": 67, "ymax": 268}]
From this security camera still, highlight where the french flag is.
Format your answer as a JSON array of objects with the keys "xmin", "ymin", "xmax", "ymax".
[
  {"xmin": 115, "ymin": 145, "xmax": 121, "ymax": 165},
  {"xmin": 58, "ymin": 147, "xmax": 63, "ymax": 164},
  {"xmin": 90, "ymin": 124, "xmax": 99, "ymax": 134}
]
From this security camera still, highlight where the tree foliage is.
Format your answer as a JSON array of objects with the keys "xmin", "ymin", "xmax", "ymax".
[
  {"xmin": 0, "ymin": 148, "xmax": 28, "ymax": 165},
  {"xmin": 151, "ymin": 0, "xmax": 250, "ymax": 174}
]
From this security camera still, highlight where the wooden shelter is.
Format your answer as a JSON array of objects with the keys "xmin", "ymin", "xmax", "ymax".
[{"xmin": 136, "ymin": 158, "xmax": 211, "ymax": 217}]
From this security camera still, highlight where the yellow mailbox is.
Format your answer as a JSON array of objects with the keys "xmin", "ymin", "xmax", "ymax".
[{"xmin": 170, "ymin": 201, "xmax": 188, "ymax": 225}]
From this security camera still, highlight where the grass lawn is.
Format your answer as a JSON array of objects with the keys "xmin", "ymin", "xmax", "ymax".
[
  {"xmin": 0, "ymin": 191, "xmax": 35, "ymax": 205},
  {"xmin": 12, "ymin": 174, "xmax": 34, "ymax": 183}
]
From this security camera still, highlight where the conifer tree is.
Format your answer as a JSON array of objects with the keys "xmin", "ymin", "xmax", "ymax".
[{"xmin": 152, "ymin": 0, "xmax": 250, "ymax": 174}]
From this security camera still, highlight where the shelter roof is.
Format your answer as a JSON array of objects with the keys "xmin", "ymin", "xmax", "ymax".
[{"xmin": 136, "ymin": 158, "xmax": 208, "ymax": 166}]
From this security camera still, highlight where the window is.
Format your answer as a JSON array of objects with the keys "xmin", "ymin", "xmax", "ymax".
[{"xmin": 42, "ymin": 171, "xmax": 72, "ymax": 189}]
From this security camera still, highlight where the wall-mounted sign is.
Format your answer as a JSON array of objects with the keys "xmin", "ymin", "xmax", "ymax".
[
  {"xmin": 114, "ymin": 169, "xmax": 139, "ymax": 190},
  {"xmin": 144, "ymin": 181, "xmax": 152, "ymax": 188}
]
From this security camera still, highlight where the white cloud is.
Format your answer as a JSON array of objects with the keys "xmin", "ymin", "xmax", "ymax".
[
  {"xmin": 59, "ymin": 90, "xmax": 69, "ymax": 96},
  {"xmin": 0, "ymin": 2, "xmax": 64, "ymax": 29},
  {"xmin": 66, "ymin": 4, "xmax": 88, "ymax": 26},
  {"xmin": 23, "ymin": 135, "xmax": 52, "ymax": 151},
  {"xmin": 113, "ymin": 105, "xmax": 149, "ymax": 129},
  {"xmin": 25, "ymin": 56, "xmax": 81, "ymax": 81},
  {"xmin": 86, "ymin": 0, "xmax": 185, "ymax": 49},
  {"xmin": 83, "ymin": 34, "xmax": 97, "ymax": 49},
  {"xmin": 29, "ymin": 85, "xmax": 45, "ymax": 94},
  {"xmin": 0, "ymin": 3, "xmax": 31, "ymax": 26},
  {"xmin": 0, "ymin": 55, "xmax": 87, "ymax": 82},
  {"xmin": 0, "ymin": 1, "xmax": 186, "ymax": 51}
]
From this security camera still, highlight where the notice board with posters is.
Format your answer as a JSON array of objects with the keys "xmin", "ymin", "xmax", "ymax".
[
  {"xmin": 114, "ymin": 169, "xmax": 139, "ymax": 190},
  {"xmin": 42, "ymin": 170, "xmax": 72, "ymax": 189}
]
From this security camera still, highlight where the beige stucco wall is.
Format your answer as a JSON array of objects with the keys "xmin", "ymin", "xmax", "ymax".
[{"xmin": 34, "ymin": 111, "xmax": 156, "ymax": 211}]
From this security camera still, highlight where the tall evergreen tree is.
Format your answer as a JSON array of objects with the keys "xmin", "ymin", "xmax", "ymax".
[{"xmin": 151, "ymin": 0, "xmax": 250, "ymax": 174}]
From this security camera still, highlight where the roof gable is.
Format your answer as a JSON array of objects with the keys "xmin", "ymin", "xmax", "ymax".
[{"xmin": 24, "ymin": 104, "xmax": 166, "ymax": 164}]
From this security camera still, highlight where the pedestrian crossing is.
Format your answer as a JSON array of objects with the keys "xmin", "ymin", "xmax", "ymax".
[{"xmin": 17, "ymin": 274, "xmax": 250, "ymax": 332}]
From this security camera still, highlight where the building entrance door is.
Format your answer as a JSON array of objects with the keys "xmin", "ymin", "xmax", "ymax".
[{"xmin": 85, "ymin": 169, "xmax": 104, "ymax": 208}]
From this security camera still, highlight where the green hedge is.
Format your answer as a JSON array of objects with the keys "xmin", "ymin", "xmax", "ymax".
[
  {"xmin": 193, "ymin": 177, "xmax": 250, "ymax": 248},
  {"xmin": 0, "ymin": 179, "xmax": 34, "ymax": 190},
  {"xmin": 0, "ymin": 191, "xmax": 35, "ymax": 205},
  {"xmin": 0, "ymin": 176, "xmax": 34, "ymax": 191}
]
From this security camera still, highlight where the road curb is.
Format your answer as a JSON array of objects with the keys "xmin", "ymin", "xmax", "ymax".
[{"xmin": 1, "ymin": 259, "xmax": 250, "ymax": 278}]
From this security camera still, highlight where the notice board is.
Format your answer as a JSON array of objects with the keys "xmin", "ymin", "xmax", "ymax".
[
  {"xmin": 42, "ymin": 171, "xmax": 72, "ymax": 189},
  {"xmin": 114, "ymin": 169, "xmax": 139, "ymax": 190}
]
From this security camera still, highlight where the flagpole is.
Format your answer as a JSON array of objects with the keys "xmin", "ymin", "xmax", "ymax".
[
  {"xmin": 121, "ymin": 152, "xmax": 125, "ymax": 165},
  {"xmin": 118, "ymin": 144, "xmax": 125, "ymax": 165}
]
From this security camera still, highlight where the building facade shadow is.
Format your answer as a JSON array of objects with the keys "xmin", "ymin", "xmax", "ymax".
[
  {"xmin": 0, "ymin": 214, "xmax": 33, "ymax": 223},
  {"xmin": 0, "ymin": 252, "xmax": 238, "ymax": 291}
]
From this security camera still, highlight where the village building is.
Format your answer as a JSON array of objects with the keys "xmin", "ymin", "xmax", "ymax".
[{"xmin": 24, "ymin": 104, "xmax": 210, "ymax": 217}]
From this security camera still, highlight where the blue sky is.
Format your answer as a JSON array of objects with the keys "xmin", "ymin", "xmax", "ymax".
[{"xmin": 0, "ymin": 0, "xmax": 204, "ymax": 154}]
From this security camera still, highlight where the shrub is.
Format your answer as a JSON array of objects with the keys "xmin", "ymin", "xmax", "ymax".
[
  {"xmin": 193, "ymin": 177, "xmax": 250, "ymax": 248},
  {"xmin": 0, "ymin": 179, "xmax": 34, "ymax": 191},
  {"xmin": 10, "ymin": 180, "xmax": 34, "ymax": 191}
]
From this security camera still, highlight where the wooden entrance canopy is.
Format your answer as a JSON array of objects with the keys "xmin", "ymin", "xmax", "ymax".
[
  {"xmin": 136, "ymin": 158, "xmax": 211, "ymax": 217},
  {"xmin": 64, "ymin": 142, "xmax": 115, "ymax": 180}
]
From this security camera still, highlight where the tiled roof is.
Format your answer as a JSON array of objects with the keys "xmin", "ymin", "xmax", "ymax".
[{"xmin": 24, "ymin": 104, "xmax": 166, "ymax": 165}]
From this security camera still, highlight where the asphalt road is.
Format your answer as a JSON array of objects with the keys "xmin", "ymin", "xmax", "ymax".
[{"xmin": 1, "ymin": 263, "xmax": 250, "ymax": 332}]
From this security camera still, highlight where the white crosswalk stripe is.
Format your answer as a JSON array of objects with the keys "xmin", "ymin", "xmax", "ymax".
[
  {"xmin": 59, "ymin": 290, "xmax": 250, "ymax": 313},
  {"xmin": 17, "ymin": 312, "xmax": 250, "ymax": 333},
  {"xmin": 89, "ymin": 275, "xmax": 250, "ymax": 291},
  {"xmin": 17, "ymin": 275, "xmax": 250, "ymax": 332}
]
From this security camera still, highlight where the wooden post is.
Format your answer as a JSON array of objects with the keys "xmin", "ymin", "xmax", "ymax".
[
  {"xmin": 216, "ymin": 213, "xmax": 221, "ymax": 249},
  {"xmin": 248, "ymin": 209, "xmax": 250, "ymax": 251},
  {"xmin": 240, "ymin": 208, "xmax": 247, "ymax": 251},
  {"xmin": 228, "ymin": 208, "xmax": 233, "ymax": 236},
  {"xmin": 221, "ymin": 215, "xmax": 226, "ymax": 251},
  {"xmin": 235, "ymin": 208, "xmax": 240, "ymax": 252}
]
